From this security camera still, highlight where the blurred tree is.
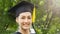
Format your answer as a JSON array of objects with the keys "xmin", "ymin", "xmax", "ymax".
[{"xmin": 0, "ymin": 0, "xmax": 60, "ymax": 34}]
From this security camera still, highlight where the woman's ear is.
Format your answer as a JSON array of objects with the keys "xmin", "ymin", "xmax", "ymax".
[{"xmin": 16, "ymin": 17, "xmax": 19, "ymax": 23}]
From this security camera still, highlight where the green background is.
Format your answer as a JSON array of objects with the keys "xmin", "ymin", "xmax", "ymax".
[{"xmin": 0, "ymin": 0, "xmax": 60, "ymax": 34}]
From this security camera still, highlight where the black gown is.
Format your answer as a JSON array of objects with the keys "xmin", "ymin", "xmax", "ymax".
[
  {"xmin": 14, "ymin": 32, "xmax": 35, "ymax": 34},
  {"xmin": 15, "ymin": 32, "xmax": 21, "ymax": 34},
  {"xmin": 14, "ymin": 28, "xmax": 36, "ymax": 34}
]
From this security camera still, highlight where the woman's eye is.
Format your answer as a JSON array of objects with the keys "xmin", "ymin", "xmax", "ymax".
[
  {"xmin": 21, "ymin": 17, "xmax": 25, "ymax": 19},
  {"xmin": 21, "ymin": 16, "xmax": 31, "ymax": 19},
  {"xmin": 28, "ymin": 16, "xmax": 31, "ymax": 19},
  {"xmin": 28, "ymin": 17, "xmax": 31, "ymax": 19}
]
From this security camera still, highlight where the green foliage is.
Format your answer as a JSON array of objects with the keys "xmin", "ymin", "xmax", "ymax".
[{"xmin": 0, "ymin": 0, "xmax": 60, "ymax": 34}]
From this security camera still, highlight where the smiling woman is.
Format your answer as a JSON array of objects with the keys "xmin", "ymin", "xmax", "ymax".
[{"xmin": 8, "ymin": 1, "xmax": 36, "ymax": 34}]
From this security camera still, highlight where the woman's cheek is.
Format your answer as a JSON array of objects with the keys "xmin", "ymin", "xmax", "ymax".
[
  {"xmin": 20, "ymin": 20, "xmax": 24, "ymax": 26},
  {"xmin": 18, "ymin": 19, "xmax": 23, "ymax": 26}
]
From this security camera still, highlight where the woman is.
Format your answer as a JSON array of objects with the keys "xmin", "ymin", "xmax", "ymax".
[{"xmin": 8, "ymin": 1, "xmax": 36, "ymax": 34}]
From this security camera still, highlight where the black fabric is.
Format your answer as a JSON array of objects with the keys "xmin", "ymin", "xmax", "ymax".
[
  {"xmin": 8, "ymin": 1, "xmax": 34, "ymax": 19},
  {"xmin": 15, "ymin": 32, "xmax": 21, "ymax": 34}
]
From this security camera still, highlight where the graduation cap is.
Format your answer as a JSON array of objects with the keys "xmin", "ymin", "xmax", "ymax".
[{"xmin": 8, "ymin": 1, "xmax": 36, "ymax": 22}]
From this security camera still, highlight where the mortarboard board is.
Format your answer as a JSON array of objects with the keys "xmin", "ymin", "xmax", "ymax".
[{"xmin": 8, "ymin": 1, "xmax": 36, "ymax": 22}]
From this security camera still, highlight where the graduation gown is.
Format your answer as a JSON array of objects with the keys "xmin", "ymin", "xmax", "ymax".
[
  {"xmin": 14, "ymin": 28, "xmax": 36, "ymax": 34},
  {"xmin": 15, "ymin": 32, "xmax": 21, "ymax": 34},
  {"xmin": 15, "ymin": 32, "xmax": 35, "ymax": 34}
]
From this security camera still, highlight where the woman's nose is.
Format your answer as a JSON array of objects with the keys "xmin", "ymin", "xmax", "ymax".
[{"xmin": 24, "ymin": 18, "xmax": 28, "ymax": 22}]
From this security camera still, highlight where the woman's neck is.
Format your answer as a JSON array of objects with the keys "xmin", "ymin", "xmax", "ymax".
[{"xmin": 18, "ymin": 28, "xmax": 30, "ymax": 34}]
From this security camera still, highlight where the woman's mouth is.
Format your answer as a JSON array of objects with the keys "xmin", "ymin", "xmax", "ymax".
[{"xmin": 23, "ymin": 24, "xmax": 30, "ymax": 27}]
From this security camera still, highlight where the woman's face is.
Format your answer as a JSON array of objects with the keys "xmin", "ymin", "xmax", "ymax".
[{"xmin": 16, "ymin": 12, "xmax": 32, "ymax": 30}]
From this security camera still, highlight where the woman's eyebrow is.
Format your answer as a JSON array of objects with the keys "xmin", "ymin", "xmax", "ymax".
[{"xmin": 28, "ymin": 15, "xmax": 31, "ymax": 17}]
